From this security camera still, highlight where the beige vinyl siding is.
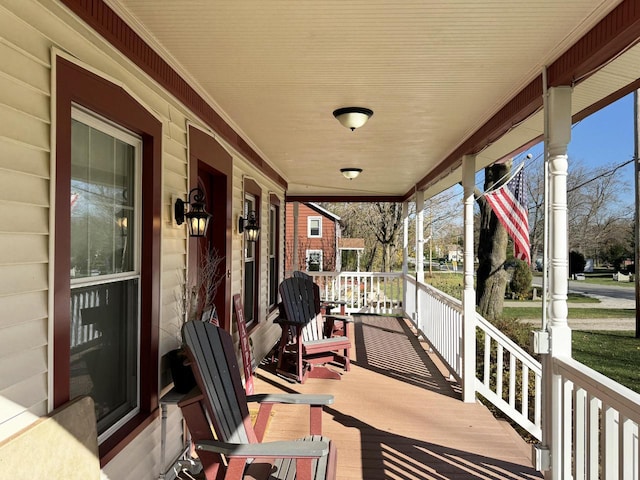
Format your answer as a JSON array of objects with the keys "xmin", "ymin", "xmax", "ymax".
[
  {"xmin": 0, "ymin": 1, "xmax": 282, "ymax": 477},
  {"xmin": 0, "ymin": 0, "xmax": 52, "ymax": 439},
  {"xmin": 0, "ymin": 140, "xmax": 49, "ymax": 178}
]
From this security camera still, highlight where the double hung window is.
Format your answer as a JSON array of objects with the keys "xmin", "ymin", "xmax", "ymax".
[
  {"xmin": 69, "ymin": 107, "xmax": 141, "ymax": 440},
  {"xmin": 308, "ymin": 217, "xmax": 322, "ymax": 238}
]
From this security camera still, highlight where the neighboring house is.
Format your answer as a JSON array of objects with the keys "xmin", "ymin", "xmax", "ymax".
[
  {"xmin": 285, "ymin": 202, "xmax": 340, "ymax": 272},
  {"xmin": 447, "ymin": 244, "xmax": 463, "ymax": 262}
]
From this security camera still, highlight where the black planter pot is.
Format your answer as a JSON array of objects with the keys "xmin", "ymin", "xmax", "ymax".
[{"xmin": 167, "ymin": 348, "xmax": 196, "ymax": 393}]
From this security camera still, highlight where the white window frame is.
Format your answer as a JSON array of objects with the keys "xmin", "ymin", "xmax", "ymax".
[
  {"xmin": 308, "ymin": 216, "xmax": 322, "ymax": 238},
  {"xmin": 268, "ymin": 203, "xmax": 278, "ymax": 309},
  {"xmin": 306, "ymin": 249, "xmax": 323, "ymax": 272},
  {"xmin": 70, "ymin": 106, "xmax": 142, "ymax": 441}
]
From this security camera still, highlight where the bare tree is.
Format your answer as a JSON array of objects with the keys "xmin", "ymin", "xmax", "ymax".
[{"xmin": 527, "ymin": 156, "xmax": 632, "ymax": 266}]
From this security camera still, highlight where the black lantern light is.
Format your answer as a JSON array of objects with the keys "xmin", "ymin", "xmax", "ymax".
[
  {"xmin": 174, "ymin": 188, "xmax": 212, "ymax": 237},
  {"xmin": 238, "ymin": 210, "xmax": 260, "ymax": 242}
]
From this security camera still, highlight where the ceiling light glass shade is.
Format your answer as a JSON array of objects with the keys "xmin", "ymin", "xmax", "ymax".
[
  {"xmin": 333, "ymin": 107, "xmax": 373, "ymax": 131},
  {"xmin": 341, "ymin": 168, "xmax": 363, "ymax": 180}
]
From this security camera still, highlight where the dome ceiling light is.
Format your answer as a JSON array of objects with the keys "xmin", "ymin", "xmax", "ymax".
[
  {"xmin": 340, "ymin": 168, "xmax": 363, "ymax": 180},
  {"xmin": 332, "ymin": 107, "xmax": 373, "ymax": 131}
]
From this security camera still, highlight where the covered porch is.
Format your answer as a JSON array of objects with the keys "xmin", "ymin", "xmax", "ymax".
[{"xmin": 253, "ymin": 313, "xmax": 540, "ymax": 480}]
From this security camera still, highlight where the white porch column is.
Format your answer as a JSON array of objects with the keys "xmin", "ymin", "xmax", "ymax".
[
  {"xmin": 462, "ymin": 154, "xmax": 476, "ymax": 402},
  {"xmin": 416, "ymin": 190, "xmax": 425, "ymax": 284},
  {"xmin": 546, "ymin": 86, "xmax": 572, "ymax": 479},
  {"xmin": 547, "ymin": 86, "xmax": 572, "ymax": 348},
  {"xmin": 402, "ymin": 201, "xmax": 409, "ymax": 275},
  {"xmin": 292, "ymin": 201, "xmax": 299, "ymax": 272}
]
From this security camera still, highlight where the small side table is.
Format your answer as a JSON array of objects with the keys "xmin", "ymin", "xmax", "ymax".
[{"xmin": 159, "ymin": 388, "xmax": 193, "ymax": 480}]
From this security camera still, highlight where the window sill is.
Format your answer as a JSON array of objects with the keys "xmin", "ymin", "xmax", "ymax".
[{"xmin": 99, "ymin": 409, "xmax": 159, "ymax": 467}]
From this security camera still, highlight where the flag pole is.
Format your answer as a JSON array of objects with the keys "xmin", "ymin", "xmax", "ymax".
[{"xmin": 634, "ymin": 89, "xmax": 640, "ymax": 338}]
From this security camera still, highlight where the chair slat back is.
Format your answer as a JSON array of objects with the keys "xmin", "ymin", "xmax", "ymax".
[
  {"xmin": 292, "ymin": 270, "xmax": 313, "ymax": 281},
  {"xmin": 292, "ymin": 271, "xmax": 322, "ymax": 314},
  {"xmin": 182, "ymin": 321, "xmax": 257, "ymax": 445},
  {"xmin": 279, "ymin": 277, "xmax": 324, "ymax": 342}
]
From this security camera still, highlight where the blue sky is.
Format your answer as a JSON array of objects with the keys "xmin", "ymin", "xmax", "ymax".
[
  {"xmin": 515, "ymin": 92, "xmax": 636, "ymax": 204},
  {"xmin": 569, "ymin": 93, "xmax": 634, "ymax": 170},
  {"xmin": 451, "ymin": 92, "xmax": 636, "ymax": 206}
]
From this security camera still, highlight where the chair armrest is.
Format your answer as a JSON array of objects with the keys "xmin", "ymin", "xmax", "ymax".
[
  {"xmin": 324, "ymin": 314, "xmax": 353, "ymax": 323},
  {"xmin": 195, "ymin": 439, "xmax": 329, "ymax": 458},
  {"xmin": 247, "ymin": 393, "xmax": 334, "ymax": 406}
]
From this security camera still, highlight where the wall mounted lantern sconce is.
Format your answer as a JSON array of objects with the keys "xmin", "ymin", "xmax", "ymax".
[
  {"xmin": 333, "ymin": 107, "xmax": 373, "ymax": 131},
  {"xmin": 174, "ymin": 187, "xmax": 212, "ymax": 237},
  {"xmin": 115, "ymin": 210, "xmax": 128, "ymax": 237},
  {"xmin": 238, "ymin": 210, "xmax": 260, "ymax": 242},
  {"xmin": 340, "ymin": 168, "xmax": 363, "ymax": 180}
]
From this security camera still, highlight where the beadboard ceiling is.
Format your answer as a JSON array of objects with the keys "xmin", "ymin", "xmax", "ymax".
[{"xmin": 111, "ymin": 0, "xmax": 635, "ymax": 199}]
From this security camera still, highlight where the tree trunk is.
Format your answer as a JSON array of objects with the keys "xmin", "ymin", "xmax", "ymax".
[
  {"xmin": 382, "ymin": 243, "xmax": 392, "ymax": 272},
  {"xmin": 476, "ymin": 162, "xmax": 511, "ymax": 321}
]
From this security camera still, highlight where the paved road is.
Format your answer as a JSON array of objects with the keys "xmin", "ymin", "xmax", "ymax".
[
  {"xmin": 532, "ymin": 278, "xmax": 635, "ymax": 306},
  {"xmin": 520, "ymin": 279, "xmax": 637, "ymax": 330}
]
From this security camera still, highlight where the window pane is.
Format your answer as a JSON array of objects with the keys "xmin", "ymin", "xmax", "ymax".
[
  {"xmin": 71, "ymin": 119, "xmax": 135, "ymax": 279},
  {"xmin": 70, "ymin": 279, "xmax": 139, "ymax": 436},
  {"xmin": 308, "ymin": 251, "xmax": 322, "ymax": 271},
  {"xmin": 309, "ymin": 218, "xmax": 320, "ymax": 236},
  {"xmin": 269, "ymin": 257, "xmax": 277, "ymax": 306},
  {"xmin": 244, "ymin": 261, "xmax": 255, "ymax": 322}
]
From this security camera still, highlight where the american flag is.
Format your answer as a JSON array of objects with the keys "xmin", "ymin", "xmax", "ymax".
[{"xmin": 485, "ymin": 165, "xmax": 531, "ymax": 264}]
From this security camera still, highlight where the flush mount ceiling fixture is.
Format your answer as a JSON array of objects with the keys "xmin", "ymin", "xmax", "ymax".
[
  {"xmin": 340, "ymin": 168, "xmax": 363, "ymax": 180},
  {"xmin": 333, "ymin": 107, "xmax": 373, "ymax": 131}
]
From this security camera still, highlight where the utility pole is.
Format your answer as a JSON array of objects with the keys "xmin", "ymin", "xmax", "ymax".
[{"xmin": 635, "ymin": 90, "xmax": 640, "ymax": 338}]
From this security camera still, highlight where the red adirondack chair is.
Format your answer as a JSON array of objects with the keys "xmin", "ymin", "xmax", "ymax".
[{"xmin": 277, "ymin": 277, "xmax": 351, "ymax": 383}]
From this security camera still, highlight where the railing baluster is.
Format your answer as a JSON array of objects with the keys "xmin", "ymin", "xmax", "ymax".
[
  {"xmin": 587, "ymin": 394, "xmax": 599, "ymax": 480},
  {"xmin": 496, "ymin": 344, "xmax": 503, "ymax": 399},
  {"xmin": 602, "ymin": 404, "xmax": 619, "ymax": 478},
  {"xmin": 562, "ymin": 378, "xmax": 573, "ymax": 479},
  {"xmin": 483, "ymin": 335, "xmax": 490, "ymax": 387},
  {"xmin": 509, "ymin": 354, "xmax": 516, "ymax": 407},
  {"xmin": 574, "ymin": 387, "xmax": 586, "ymax": 479},
  {"xmin": 522, "ymin": 364, "xmax": 529, "ymax": 418}
]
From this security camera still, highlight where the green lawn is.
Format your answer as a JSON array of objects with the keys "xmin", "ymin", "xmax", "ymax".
[{"xmin": 572, "ymin": 330, "xmax": 640, "ymax": 393}]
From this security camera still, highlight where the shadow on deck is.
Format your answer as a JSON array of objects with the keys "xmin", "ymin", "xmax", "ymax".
[{"xmin": 254, "ymin": 315, "xmax": 543, "ymax": 480}]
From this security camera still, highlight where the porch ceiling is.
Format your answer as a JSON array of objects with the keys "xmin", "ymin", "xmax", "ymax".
[{"xmin": 113, "ymin": 0, "xmax": 636, "ymax": 200}]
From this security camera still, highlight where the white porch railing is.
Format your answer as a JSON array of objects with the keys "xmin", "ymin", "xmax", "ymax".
[
  {"xmin": 298, "ymin": 270, "xmax": 640, "ymax": 476},
  {"xmin": 297, "ymin": 271, "xmax": 403, "ymax": 314},
  {"xmin": 405, "ymin": 274, "xmax": 542, "ymax": 439},
  {"xmin": 553, "ymin": 356, "xmax": 640, "ymax": 479}
]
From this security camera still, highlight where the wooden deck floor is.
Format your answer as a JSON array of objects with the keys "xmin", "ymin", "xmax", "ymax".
[{"xmin": 253, "ymin": 315, "xmax": 543, "ymax": 480}]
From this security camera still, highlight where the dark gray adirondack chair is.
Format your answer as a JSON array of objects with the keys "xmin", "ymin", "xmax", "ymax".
[
  {"xmin": 277, "ymin": 277, "xmax": 351, "ymax": 383},
  {"xmin": 291, "ymin": 271, "xmax": 350, "ymax": 336},
  {"xmin": 179, "ymin": 321, "xmax": 337, "ymax": 480}
]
